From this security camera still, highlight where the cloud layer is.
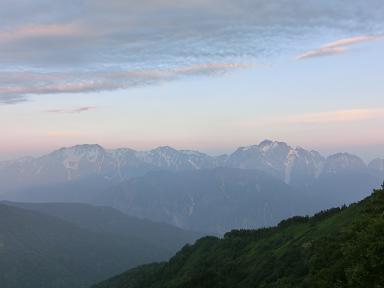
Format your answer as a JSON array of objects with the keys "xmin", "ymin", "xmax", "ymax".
[
  {"xmin": 1, "ymin": 0, "xmax": 383, "ymax": 103},
  {"xmin": 0, "ymin": 64, "xmax": 252, "ymax": 104}
]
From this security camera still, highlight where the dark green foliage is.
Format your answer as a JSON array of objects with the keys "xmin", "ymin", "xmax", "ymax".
[
  {"xmin": 342, "ymin": 189, "xmax": 384, "ymax": 287},
  {"xmin": 278, "ymin": 215, "xmax": 309, "ymax": 227},
  {"xmin": 93, "ymin": 185, "xmax": 384, "ymax": 288}
]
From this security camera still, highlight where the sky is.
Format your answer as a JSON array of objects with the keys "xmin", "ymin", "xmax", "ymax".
[{"xmin": 0, "ymin": 0, "xmax": 384, "ymax": 161}]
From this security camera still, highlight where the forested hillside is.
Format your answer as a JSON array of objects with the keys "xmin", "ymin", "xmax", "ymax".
[{"xmin": 93, "ymin": 184, "xmax": 384, "ymax": 288}]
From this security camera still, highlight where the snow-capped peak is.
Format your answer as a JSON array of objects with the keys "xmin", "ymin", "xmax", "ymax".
[{"xmin": 0, "ymin": 141, "xmax": 379, "ymax": 193}]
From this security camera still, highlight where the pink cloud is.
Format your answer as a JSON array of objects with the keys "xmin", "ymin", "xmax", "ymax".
[
  {"xmin": 241, "ymin": 108, "xmax": 384, "ymax": 127},
  {"xmin": 323, "ymin": 35, "xmax": 384, "ymax": 48},
  {"xmin": 0, "ymin": 23, "xmax": 86, "ymax": 43},
  {"xmin": 297, "ymin": 34, "xmax": 384, "ymax": 60},
  {"xmin": 46, "ymin": 131, "xmax": 82, "ymax": 137},
  {"xmin": 278, "ymin": 108, "xmax": 384, "ymax": 125},
  {"xmin": 0, "ymin": 63, "xmax": 254, "ymax": 104}
]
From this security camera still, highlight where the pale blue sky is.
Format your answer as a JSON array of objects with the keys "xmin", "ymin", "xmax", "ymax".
[{"xmin": 0, "ymin": 0, "xmax": 383, "ymax": 161}]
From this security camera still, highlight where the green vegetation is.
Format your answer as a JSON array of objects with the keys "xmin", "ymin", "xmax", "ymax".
[{"xmin": 93, "ymin": 183, "xmax": 384, "ymax": 288}]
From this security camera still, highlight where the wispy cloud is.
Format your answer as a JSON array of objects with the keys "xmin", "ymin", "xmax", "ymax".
[
  {"xmin": 323, "ymin": 35, "xmax": 384, "ymax": 48},
  {"xmin": 0, "ymin": 23, "xmax": 85, "ymax": 44},
  {"xmin": 47, "ymin": 131, "xmax": 81, "ymax": 137},
  {"xmin": 297, "ymin": 35, "xmax": 384, "ymax": 60},
  {"xmin": 172, "ymin": 63, "xmax": 255, "ymax": 75},
  {"xmin": 243, "ymin": 108, "xmax": 384, "ymax": 127},
  {"xmin": 278, "ymin": 108, "xmax": 384, "ymax": 124},
  {"xmin": 46, "ymin": 106, "xmax": 97, "ymax": 114},
  {"xmin": 0, "ymin": 63, "xmax": 252, "ymax": 104}
]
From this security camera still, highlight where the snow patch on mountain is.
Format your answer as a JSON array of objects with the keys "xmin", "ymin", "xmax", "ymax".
[{"xmin": 284, "ymin": 149, "xmax": 298, "ymax": 184}]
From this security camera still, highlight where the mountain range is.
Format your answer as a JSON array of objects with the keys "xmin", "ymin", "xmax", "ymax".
[
  {"xmin": 1, "ymin": 140, "xmax": 383, "ymax": 234},
  {"xmin": 1, "ymin": 140, "xmax": 382, "ymax": 192}
]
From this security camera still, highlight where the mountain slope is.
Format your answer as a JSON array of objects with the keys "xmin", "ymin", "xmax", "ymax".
[
  {"xmin": 5, "ymin": 201, "xmax": 201, "ymax": 254},
  {"xmin": 369, "ymin": 158, "xmax": 384, "ymax": 174},
  {"xmin": 0, "ymin": 203, "xmax": 200, "ymax": 288},
  {"xmin": 7, "ymin": 166, "xmax": 377, "ymax": 235},
  {"xmin": 92, "ymin": 184, "xmax": 384, "ymax": 288},
  {"xmin": 99, "ymin": 168, "xmax": 314, "ymax": 234}
]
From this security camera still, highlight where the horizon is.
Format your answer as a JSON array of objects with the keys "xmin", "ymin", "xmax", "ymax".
[{"xmin": 1, "ymin": 139, "xmax": 382, "ymax": 164}]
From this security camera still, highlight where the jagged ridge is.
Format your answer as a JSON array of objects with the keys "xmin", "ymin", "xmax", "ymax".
[{"xmin": 1, "ymin": 140, "xmax": 382, "ymax": 193}]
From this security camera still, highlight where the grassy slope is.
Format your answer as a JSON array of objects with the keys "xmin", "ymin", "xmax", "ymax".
[{"xmin": 93, "ymin": 185, "xmax": 384, "ymax": 288}]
